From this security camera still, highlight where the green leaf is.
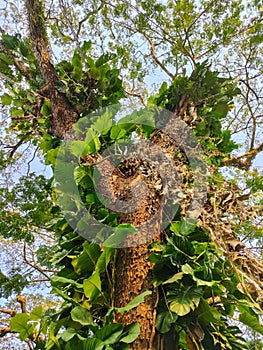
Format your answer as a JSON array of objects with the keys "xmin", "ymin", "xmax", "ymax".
[
  {"xmin": 95, "ymin": 323, "xmax": 123, "ymax": 345},
  {"xmin": 72, "ymin": 241, "xmax": 101, "ymax": 274},
  {"xmin": 29, "ymin": 305, "xmax": 42, "ymax": 320},
  {"xmin": 92, "ymin": 109, "xmax": 113, "ymax": 134},
  {"xmin": 84, "ymin": 129, "xmax": 101, "ymax": 153},
  {"xmin": 110, "ymin": 125, "xmax": 127, "ymax": 140},
  {"xmin": 239, "ymin": 307, "xmax": 263, "ymax": 335},
  {"xmin": 41, "ymin": 101, "xmax": 51, "ymax": 116},
  {"xmin": 83, "ymin": 338, "xmax": 104, "ymax": 350},
  {"xmin": 169, "ymin": 286, "xmax": 202, "ymax": 316},
  {"xmin": 197, "ymin": 299, "xmax": 221, "ymax": 323},
  {"xmin": 116, "ymin": 290, "xmax": 152, "ymax": 313},
  {"xmin": 47, "ymin": 322, "xmax": 61, "ymax": 350},
  {"xmin": 51, "ymin": 275, "xmax": 83, "ymax": 290},
  {"xmin": 68, "ymin": 140, "xmax": 87, "ymax": 158},
  {"xmin": 95, "ymin": 53, "xmax": 116, "ymax": 67},
  {"xmin": 83, "ymin": 271, "xmax": 101, "ymax": 301},
  {"xmin": 181, "ymin": 264, "xmax": 217, "ymax": 287},
  {"xmin": 72, "ymin": 50, "xmax": 83, "ymax": 80},
  {"xmin": 120, "ymin": 323, "xmax": 140, "ymax": 343},
  {"xmin": 213, "ymin": 102, "xmax": 229, "ymax": 119},
  {"xmin": 156, "ymin": 311, "xmax": 177, "ymax": 334},
  {"xmin": 10, "ymin": 313, "xmax": 29, "ymax": 331},
  {"xmin": 10, "ymin": 313, "xmax": 35, "ymax": 341},
  {"xmin": 163, "ymin": 272, "xmax": 184, "ymax": 284},
  {"xmin": 2, "ymin": 34, "xmax": 20, "ymax": 49},
  {"xmin": 103, "ymin": 225, "xmax": 137, "ymax": 248},
  {"xmin": 95, "ymin": 247, "xmax": 115, "ymax": 274},
  {"xmin": 81, "ymin": 41, "xmax": 92, "ymax": 54},
  {"xmin": 71, "ymin": 306, "xmax": 94, "ymax": 326},
  {"xmin": 0, "ymin": 52, "xmax": 13, "ymax": 65},
  {"xmin": 61, "ymin": 328, "xmax": 77, "ymax": 342},
  {"xmin": 1, "ymin": 93, "xmax": 13, "ymax": 105}
]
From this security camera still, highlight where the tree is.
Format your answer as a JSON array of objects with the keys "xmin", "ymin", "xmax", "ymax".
[{"xmin": 0, "ymin": 0, "xmax": 262, "ymax": 349}]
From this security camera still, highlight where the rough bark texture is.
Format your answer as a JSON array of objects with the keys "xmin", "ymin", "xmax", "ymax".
[
  {"xmin": 114, "ymin": 245, "xmax": 159, "ymax": 350},
  {"xmin": 86, "ymin": 153, "xmax": 163, "ymax": 349},
  {"xmin": 25, "ymin": 2, "xmax": 263, "ymax": 349},
  {"xmin": 109, "ymin": 132, "xmax": 184, "ymax": 350},
  {"xmin": 25, "ymin": 0, "xmax": 78, "ymax": 139}
]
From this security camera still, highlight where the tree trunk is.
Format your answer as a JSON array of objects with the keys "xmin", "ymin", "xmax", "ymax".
[{"xmin": 114, "ymin": 245, "xmax": 159, "ymax": 350}]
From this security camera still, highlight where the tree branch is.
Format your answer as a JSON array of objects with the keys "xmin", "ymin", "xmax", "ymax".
[
  {"xmin": 5, "ymin": 131, "xmax": 32, "ymax": 158},
  {"xmin": 222, "ymin": 143, "xmax": 263, "ymax": 170},
  {"xmin": 0, "ymin": 40, "xmax": 33, "ymax": 81},
  {"xmin": 142, "ymin": 33, "xmax": 175, "ymax": 80},
  {"xmin": 0, "ymin": 308, "xmax": 16, "ymax": 316},
  {"xmin": 0, "ymin": 326, "xmax": 12, "ymax": 338},
  {"xmin": 25, "ymin": 0, "xmax": 79, "ymax": 139},
  {"xmin": 23, "ymin": 243, "xmax": 51, "ymax": 280}
]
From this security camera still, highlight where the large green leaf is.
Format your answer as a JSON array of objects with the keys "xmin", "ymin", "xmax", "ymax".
[
  {"xmin": 92, "ymin": 109, "xmax": 113, "ymax": 134},
  {"xmin": 120, "ymin": 323, "xmax": 140, "ymax": 343},
  {"xmin": 83, "ymin": 338, "xmax": 104, "ymax": 350},
  {"xmin": 83, "ymin": 271, "xmax": 102, "ymax": 301},
  {"xmin": 116, "ymin": 290, "xmax": 152, "ymax": 313},
  {"xmin": 51, "ymin": 275, "xmax": 83, "ymax": 290},
  {"xmin": 10, "ymin": 313, "xmax": 35, "ymax": 341},
  {"xmin": 71, "ymin": 241, "xmax": 101, "ymax": 275},
  {"xmin": 61, "ymin": 328, "xmax": 77, "ymax": 342},
  {"xmin": 71, "ymin": 306, "xmax": 94, "ymax": 326},
  {"xmin": 72, "ymin": 50, "xmax": 83, "ymax": 80},
  {"xmin": 84, "ymin": 129, "xmax": 101, "ymax": 153},
  {"xmin": 156, "ymin": 311, "xmax": 177, "ymax": 334},
  {"xmin": 110, "ymin": 125, "xmax": 127, "ymax": 140},
  {"xmin": 103, "ymin": 224, "xmax": 137, "ymax": 248},
  {"xmin": 95, "ymin": 323, "xmax": 123, "ymax": 345},
  {"xmin": 239, "ymin": 307, "xmax": 263, "ymax": 335},
  {"xmin": 1, "ymin": 93, "xmax": 13, "ymax": 105},
  {"xmin": 29, "ymin": 305, "xmax": 43, "ymax": 320},
  {"xmin": 95, "ymin": 247, "xmax": 115, "ymax": 274},
  {"xmin": 169, "ymin": 286, "xmax": 202, "ymax": 316}
]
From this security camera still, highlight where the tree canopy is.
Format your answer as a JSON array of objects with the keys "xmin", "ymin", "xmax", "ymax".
[{"xmin": 0, "ymin": 0, "xmax": 263, "ymax": 349}]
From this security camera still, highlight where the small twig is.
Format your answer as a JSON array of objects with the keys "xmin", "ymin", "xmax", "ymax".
[
  {"xmin": 27, "ymin": 146, "xmax": 39, "ymax": 176},
  {"xmin": 7, "ymin": 131, "xmax": 32, "ymax": 158},
  {"xmin": 124, "ymin": 89, "xmax": 145, "ymax": 105},
  {"xmin": 23, "ymin": 243, "xmax": 51, "ymax": 280}
]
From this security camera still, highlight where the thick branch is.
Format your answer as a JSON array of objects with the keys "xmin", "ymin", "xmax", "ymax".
[
  {"xmin": 0, "ymin": 326, "xmax": 12, "ymax": 338},
  {"xmin": 25, "ymin": 0, "xmax": 79, "ymax": 139},
  {"xmin": 0, "ymin": 308, "xmax": 16, "ymax": 316},
  {"xmin": 222, "ymin": 143, "xmax": 263, "ymax": 170}
]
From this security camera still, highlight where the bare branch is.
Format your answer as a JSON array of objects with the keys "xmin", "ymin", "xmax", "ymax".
[
  {"xmin": 222, "ymin": 142, "xmax": 263, "ymax": 170},
  {"xmin": 0, "ymin": 308, "xmax": 16, "ymax": 316},
  {"xmin": 142, "ymin": 33, "xmax": 175, "ymax": 79},
  {"xmin": 0, "ymin": 326, "xmax": 12, "ymax": 338},
  {"xmin": 23, "ymin": 243, "xmax": 51, "ymax": 280},
  {"xmin": 124, "ymin": 90, "xmax": 145, "ymax": 105},
  {"xmin": 6, "ymin": 131, "xmax": 32, "ymax": 158},
  {"xmin": 17, "ymin": 295, "xmax": 27, "ymax": 313}
]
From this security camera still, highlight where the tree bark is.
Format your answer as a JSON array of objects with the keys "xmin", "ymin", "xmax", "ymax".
[
  {"xmin": 25, "ymin": 2, "xmax": 263, "ymax": 349},
  {"xmin": 25, "ymin": 0, "xmax": 78, "ymax": 139}
]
